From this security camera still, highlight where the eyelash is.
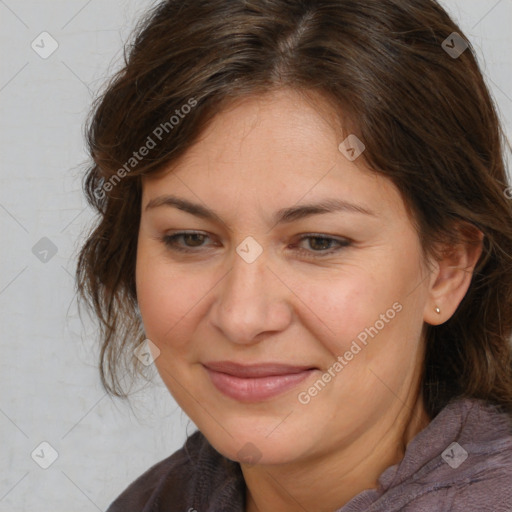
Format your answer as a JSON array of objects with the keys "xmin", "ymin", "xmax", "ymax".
[{"xmin": 160, "ymin": 231, "xmax": 352, "ymax": 258}]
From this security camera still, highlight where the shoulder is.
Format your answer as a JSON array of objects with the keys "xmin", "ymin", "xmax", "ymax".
[
  {"xmin": 448, "ymin": 400, "xmax": 512, "ymax": 511},
  {"xmin": 404, "ymin": 398, "xmax": 512, "ymax": 511},
  {"xmin": 403, "ymin": 462, "xmax": 512, "ymax": 512},
  {"xmin": 106, "ymin": 429, "xmax": 243, "ymax": 512}
]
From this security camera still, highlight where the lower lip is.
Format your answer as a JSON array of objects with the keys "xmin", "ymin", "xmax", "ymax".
[{"xmin": 204, "ymin": 367, "xmax": 316, "ymax": 402}]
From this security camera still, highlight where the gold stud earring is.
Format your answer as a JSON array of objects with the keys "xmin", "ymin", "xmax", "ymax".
[{"xmin": 434, "ymin": 306, "xmax": 441, "ymax": 314}]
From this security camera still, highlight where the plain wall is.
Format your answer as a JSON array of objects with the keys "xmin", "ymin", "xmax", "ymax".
[{"xmin": 1, "ymin": 0, "xmax": 511, "ymax": 510}]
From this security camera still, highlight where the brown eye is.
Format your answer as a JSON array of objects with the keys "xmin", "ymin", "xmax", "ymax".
[
  {"xmin": 161, "ymin": 232, "xmax": 211, "ymax": 252},
  {"xmin": 307, "ymin": 237, "xmax": 336, "ymax": 251},
  {"xmin": 293, "ymin": 234, "xmax": 352, "ymax": 258},
  {"xmin": 181, "ymin": 233, "xmax": 207, "ymax": 247}
]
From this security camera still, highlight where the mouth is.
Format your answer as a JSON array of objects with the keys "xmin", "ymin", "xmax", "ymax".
[{"xmin": 202, "ymin": 361, "xmax": 318, "ymax": 402}]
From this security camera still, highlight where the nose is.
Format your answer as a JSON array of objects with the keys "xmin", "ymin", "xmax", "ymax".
[{"xmin": 209, "ymin": 244, "xmax": 293, "ymax": 345}]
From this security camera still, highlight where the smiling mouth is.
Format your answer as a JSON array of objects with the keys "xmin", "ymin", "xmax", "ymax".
[{"xmin": 202, "ymin": 361, "xmax": 318, "ymax": 402}]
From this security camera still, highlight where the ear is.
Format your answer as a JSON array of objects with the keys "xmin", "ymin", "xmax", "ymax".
[{"xmin": 423, "ymin": 222, "xmax": 484, "ymax": 326}]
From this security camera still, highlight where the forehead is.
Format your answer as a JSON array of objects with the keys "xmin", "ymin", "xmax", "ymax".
[{"xmin": 141, "ymin": 89, "xmax": 406, "ymax": 223}]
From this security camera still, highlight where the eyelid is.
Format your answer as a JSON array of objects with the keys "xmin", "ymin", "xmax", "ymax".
[
  {"xmin": 292, "ymin": 233, "xmax": 352, "ymax": 256},
  {"xmin": 161, "ymin": 230, "xmax": 214, "ymax": 252}
]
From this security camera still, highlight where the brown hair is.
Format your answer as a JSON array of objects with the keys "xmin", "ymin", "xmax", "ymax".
[{"xmin": 76, "ymin": 0, "xmax": 512, "ymax": 417}]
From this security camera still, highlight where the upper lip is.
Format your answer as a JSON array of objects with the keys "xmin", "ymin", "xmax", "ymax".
[{"xmin": 203, "ymin": 361, "xmax": 316, "ymax": 378}]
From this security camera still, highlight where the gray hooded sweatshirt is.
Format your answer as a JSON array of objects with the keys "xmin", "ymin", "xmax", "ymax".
[{"xmin": 107, "ymin": 397, "xmax": 512, "ymax": 511}]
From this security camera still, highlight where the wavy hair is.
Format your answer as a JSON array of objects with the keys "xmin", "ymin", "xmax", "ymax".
[{"xmin": 76, "ymin": 0, "xmax": 512, "ymax": 417}]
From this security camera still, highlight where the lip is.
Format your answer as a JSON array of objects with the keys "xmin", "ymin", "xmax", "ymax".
[{"xmin": 203, "ymin": 361, "xmax": 318, "ymax": 402}]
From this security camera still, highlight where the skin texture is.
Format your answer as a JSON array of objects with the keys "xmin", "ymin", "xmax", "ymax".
[{"xmin": 136, "ymin": 88, "xmax": 483, "ymax": 512}]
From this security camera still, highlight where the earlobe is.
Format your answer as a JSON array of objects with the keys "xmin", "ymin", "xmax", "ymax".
[{"xmin": 423, "ymin": 224, "xmax": 484, "ymax": 326}]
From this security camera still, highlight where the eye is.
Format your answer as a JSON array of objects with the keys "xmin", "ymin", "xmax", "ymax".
[
  {"xmin": 160, "ymin": 231, "xmax": 352, "ymax": 258},
  {"xmin": 161, "ymin": 231, "xmax": 213, "ymax": 252},
  {"xmin": 292, "ymin": 234, "xmax": 352, "ymax": 258}
]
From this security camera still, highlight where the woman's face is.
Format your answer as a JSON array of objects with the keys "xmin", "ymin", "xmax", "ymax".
[{"xmin": 136, "ymin": 88, "xmax": 434, "ymax": 466}]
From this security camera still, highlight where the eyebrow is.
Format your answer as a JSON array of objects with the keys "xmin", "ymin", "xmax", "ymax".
[{"xmin": 145, "ymin": 194, "xmax": 376, "ymax": 225}]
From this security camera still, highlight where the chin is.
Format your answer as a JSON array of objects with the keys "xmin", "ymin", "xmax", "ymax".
[
  {"xmin": 197, "ymin": 415, "xmax": 308, "ymax": 467},
  {"xmin": 217, "ymin": 436, "xmax": 302, "ymax": 466}
]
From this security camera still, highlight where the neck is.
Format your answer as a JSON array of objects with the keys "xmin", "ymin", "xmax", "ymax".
[{"xmin": 243, "ymin": 393, "xmax": 430, "ymax": 512}]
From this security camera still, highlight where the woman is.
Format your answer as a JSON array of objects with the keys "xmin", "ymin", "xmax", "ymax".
[{"xmin": 76, "ymin": 0, "xmax": 512, "ymax": 510}]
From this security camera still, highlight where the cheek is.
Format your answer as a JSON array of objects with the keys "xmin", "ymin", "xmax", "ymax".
[
  {"xmin": 305, "ymin": 261, "xmax": 422, "ymax": 369},
  {"xmin": 294, "ymin": 267, "xmax": 395, "ymax": 355},
  {"xmin": 135, "ymin": 244, "xmax": 198, "ymax": 350}
]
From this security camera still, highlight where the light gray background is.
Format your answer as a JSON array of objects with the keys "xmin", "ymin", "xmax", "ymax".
[{"xmin": 1, "ymin": 1, "xmax": 511, "ymax": 510}]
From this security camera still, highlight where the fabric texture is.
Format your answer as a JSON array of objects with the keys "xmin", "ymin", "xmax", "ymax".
[{"xmin": 106, "ymin": 397, "xmax": 512, "ymax": 511}]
